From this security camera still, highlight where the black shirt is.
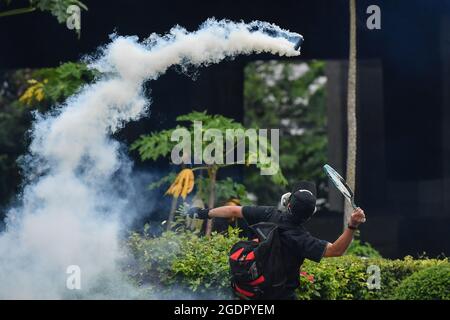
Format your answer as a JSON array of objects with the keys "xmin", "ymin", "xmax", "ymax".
[{"xmin": 242, "ymin": 206, "xmax": 329, "ymax": 295}]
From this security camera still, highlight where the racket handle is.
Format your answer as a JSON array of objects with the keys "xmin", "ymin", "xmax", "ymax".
[{"xmin": 350, "ymin": 200, "xmax": 366, "ymax": 223}]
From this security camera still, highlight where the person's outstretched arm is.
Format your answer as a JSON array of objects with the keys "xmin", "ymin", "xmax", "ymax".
[
  {"xmin": 187, "ymin": 206, "xmax": 243, "ymax": 219},
  {"xmin": 323, "ymin": 207, "xmax": 366, "ymax": 257}
]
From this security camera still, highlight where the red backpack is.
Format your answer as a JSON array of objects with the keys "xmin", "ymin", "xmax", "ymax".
[{"xmin": 229, "ymin": 222, "xmax": 295, "ymax": 299}]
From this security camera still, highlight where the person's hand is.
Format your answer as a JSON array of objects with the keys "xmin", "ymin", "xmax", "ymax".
[
  {"xmin": 348, "ymin": 207, "xmax": 366, "ymax": 228},
  {"xmin": 186, "ymin": 207, "xmax": 210, "ymax": 219}
]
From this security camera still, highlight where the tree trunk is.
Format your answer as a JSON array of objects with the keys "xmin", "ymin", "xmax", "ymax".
[
  {"xmin": 166, "ymin": 196, "xmax": 178, "ymax": 231},
  {"xmin": 189, "ymin": 195, "xmax": 205, "ymax": 231},
  {"xmin": 345, "ymin": 0, "xmax": 357, "ymax": 230},
  {"xmin": 205, "ymin": 166, "xmax": 217, "ymax": 236}
]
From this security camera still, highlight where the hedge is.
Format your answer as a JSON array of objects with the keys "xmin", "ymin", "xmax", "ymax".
[
  {"xmin": 394, "ymin": 265, "xmax": 450, "ymax": 300},
  {"xmin": 297, "ymin": 255, "xmax": 449, "ymax": 300},
  {"xmin": 126, "ymin": 228, "xmax": 450, "ymax": 300}
]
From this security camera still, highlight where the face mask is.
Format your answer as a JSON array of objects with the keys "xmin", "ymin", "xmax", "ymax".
[
  {"xmin": 280, "ymin": 190, "xmax": 317, "ymax": 216},
  {"xmin": 280, "ymin": 192, "xmax": 291, "ymax": 208}
]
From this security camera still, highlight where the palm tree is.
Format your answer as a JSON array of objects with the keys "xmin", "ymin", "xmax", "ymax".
[{"xmin": 345, "ymin": 0, "xmax": 357, "ymax": 230}]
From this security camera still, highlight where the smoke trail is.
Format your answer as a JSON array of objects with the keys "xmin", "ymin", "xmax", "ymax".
[{"xmin": 0, "ymin": 19, "xmax": 302, "ymax": 299}]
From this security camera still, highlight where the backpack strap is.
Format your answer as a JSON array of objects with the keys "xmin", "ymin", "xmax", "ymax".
[
  {"xmin": 249, "ymin": 221, "xmax": 299, "ymax": 242},
  {"xmin": 249, "ymin": 222, "xmax": 278, "ymax": 241},
  {"xmin": 246, "ymin": 210, "xmax": 300, "ymax": 240},
  {"xmin": 267, "ymin": 212, "xmax": 299, "ymax": 231},
  {"xmin": 275, "ymin": 222, "xmax": 300, "ymax": 231}
]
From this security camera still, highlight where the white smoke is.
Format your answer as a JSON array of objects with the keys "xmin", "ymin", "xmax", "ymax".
[{"xmin": 0, "ymin": 19, "xmax": 301, "ymax": 299}]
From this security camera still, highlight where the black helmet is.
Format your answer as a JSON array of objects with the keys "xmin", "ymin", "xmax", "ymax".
[{"xmin": 287, "ymin": 181, "xmax": 317, "ymax": 224}]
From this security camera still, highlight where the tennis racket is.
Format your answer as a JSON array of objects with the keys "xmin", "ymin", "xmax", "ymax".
[{"xmin": 323, "ymin": 164, "xmax": 357, "ymax": 210}]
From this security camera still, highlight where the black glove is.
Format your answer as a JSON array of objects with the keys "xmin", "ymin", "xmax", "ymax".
[{"xmin": 186, "ymin": 207, "xmax": 210, "ymax": 219}]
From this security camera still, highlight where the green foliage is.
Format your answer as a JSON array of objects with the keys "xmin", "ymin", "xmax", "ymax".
[
  {"xmin": 147, "ymin": 172, "xmax": 177, "ymax": 191},
  {"xmin": 127, "ymin": 227, "xmax": 241, "ymax": 298},
  {"xmin": 214, "ymin": 177, "xmax": 252, "ymax": 206},
  {"xmin": 22, "ymin": 62, "xmax": 97, "ymax": 108},
  {"xmin": 131, "ymin": 110, "xmax": 288, "ymax": 188},
  {"xmin": 394, "ymin": 265, "xmax": 450, "ymax": 300},
  {"xmin": 32, "ymin": 0, "xmax": 88, "ymax": 23},
  {"xmin": 126, "ymin": 231, "xmax": 449, "ymax": 300},
  {"xmin": 298, "ymin": 255, "xmax": 450, "ymax": 300},
  {"xmin": 297, "ymin": 255, "xmax": 369, "ymax": 300},
  {"xmin": 130, "ymin": 128, "xmax": 175, "ymax": 162},
  {"xmin": 170, "ymin": 227, "xmax": 240, "ymax": 296},
  {"xmin": 346, "ymin": 238, "xmax": 382, "ymax": 258},
  {"xmin": 0, "ymin": 70, "xmax": 34, "ymax": 208},
  {"xmin": 195, "ymin": 176, "xmax": 252, "ymax": 206},
  {"xmin": 127, "ymin": 229, "xmax": 187, "ymax": 286},
  {"xmin": 176, "ymin": 111, "xmax": 243, "ymax": 131},
  {"xmin": 0, "ymin": 63, "xmax": 96, "ymax": 209},
  {"xmin": 131, "ymin": 111, "xmax": 246, "ymax": 161},
  {"xmin": 244, "ymin": 60, "xmax": 328, "ymax": 205},
  {"xmin": 130, "ymin": 111, "xmax": 286, "ymax": 209},
  {"xmin": 0, "ymin": 0, "xmax": 88, "ymax": 35}
]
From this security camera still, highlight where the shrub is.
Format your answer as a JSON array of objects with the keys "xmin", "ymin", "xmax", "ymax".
[
  {"xmin": 127, "ymin": 228, "xmax": 188, "ymax": 286},
  {"xmin": 126, "ymin": 228, "xmax": 450, "ymax": 300},
  {"xmin": 297, "ymin": 255, "xmax": 369, "ymax": 300},
  {"xmin": 346, "ymin": 239, "xmax": 382, "ymax": 258},
  {"xmin": 394, "ymin": 265, "xmax": 450, "ymax": 300},
  {"xmin": 297, "ymin": 255, "xmax": 449, "ymax": 300},
  {"xmin": 170, "ymin": 227, "xmax": 240, "ymax": 298},
  {"xmin": 127, "ymin": 226, "xmax": 241, "ymax": 298}
]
